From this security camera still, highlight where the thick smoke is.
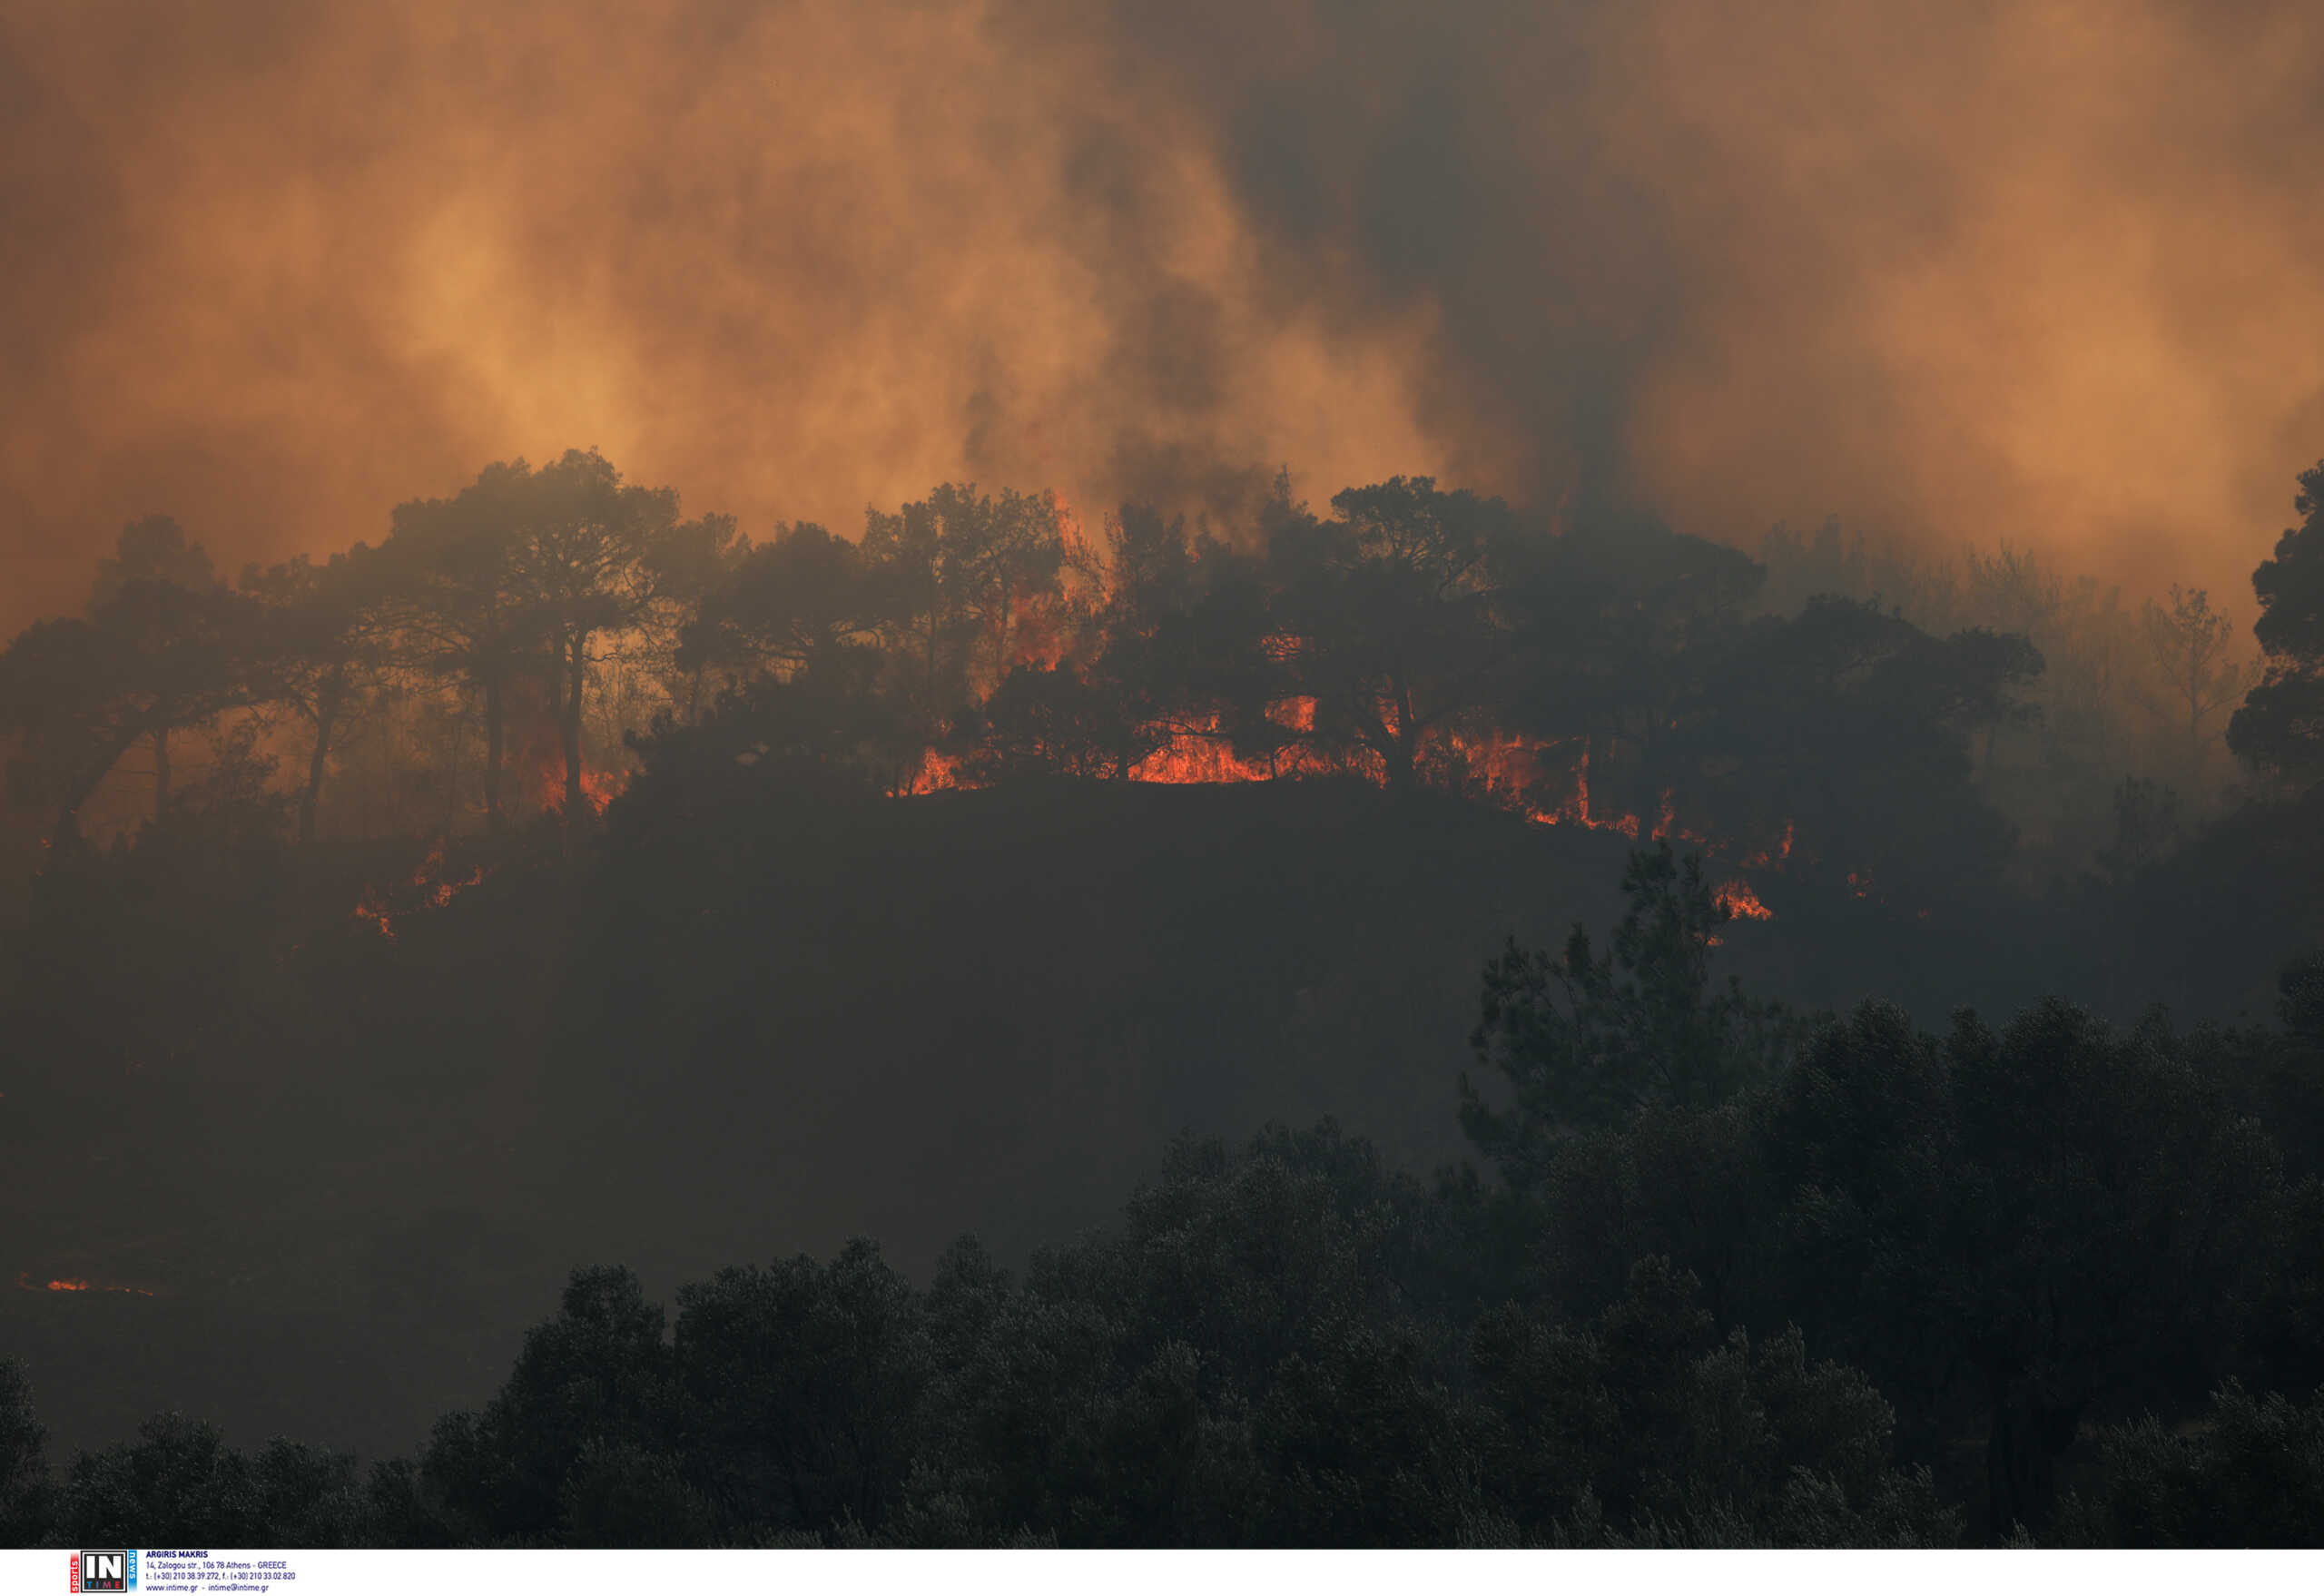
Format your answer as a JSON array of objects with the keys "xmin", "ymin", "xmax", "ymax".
[{"xmin": 3, "ymin": 0, "xmax": 2320, "ymax": 629}]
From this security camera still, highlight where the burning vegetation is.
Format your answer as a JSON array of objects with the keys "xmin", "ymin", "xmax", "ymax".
[
  {"xmin": 3, "ymin": 445, "xmax": 2281, "ymax": 930},
  {"xmin": 350, "ymin": 841, "xmax": 492, "ymax": 941},
  {"xmin": 14, "ymin": 1273, "xmax": 156, "ymax": 1298},
  {"xmin": 617, "ymin": 468, "xmax": 2050, "ymax": 921}
]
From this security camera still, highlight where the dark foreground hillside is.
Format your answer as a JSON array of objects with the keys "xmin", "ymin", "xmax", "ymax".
[
  {"xmin": 0, "ymin": 776, "xmax": 2310, "ymax": 1473},
  {"xmin": 1, "ymin": 780, "xmax": 1623, "ymax": 1463},
  {"xmin": 5, "ymin": 802, "xmax": 2323, "ymax": 1547}
]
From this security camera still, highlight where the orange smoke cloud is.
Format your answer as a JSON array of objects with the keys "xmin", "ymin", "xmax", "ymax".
[
  {"xmin": 1, "ymin": 0, "xmax": 2317, "ymax": 632},
  {"xmin": 0, "ymin": 1, "xmax": 1444, "ymax": 628},
  {"xmin": 1616, "ymin": 1, "xmax": 2324, "ymax": 603}
]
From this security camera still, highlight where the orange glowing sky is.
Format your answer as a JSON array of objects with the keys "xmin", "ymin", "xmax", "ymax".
[{"xmin": 3, "ymin": 0, "xmax": 2319, "ymax": 631}]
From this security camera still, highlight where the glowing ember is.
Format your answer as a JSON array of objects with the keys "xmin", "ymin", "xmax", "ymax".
[
  {"xmin": 1448, "ymin": 729, "xmax": 1547, "ymax": 803},
  {"xmin": 1127, "ymin": 714, "xmax": 1349, "ymax": 784},
  {"xmin": 1270, "ymin": 696, "xmax": 1318, "ymax": 734},
  {"xmin": 1128, "ymin": 729, "xmax": 1272, "ymax": 784},
  {"xmin": 15, "ymin": 1272, "xmax": 156, "ymax": 1296},
  {"xmin": 527, "ymin": 751, "xmax": 629, "ymax": 814},
  {"xmin": 1000, "ymin": 592, "xmax": 1085, "ymax": 675},
  {"xmin": 1716, "ymin": 880, "xmax": 1776, "ymax": 921},
  {"xmin": 1741, "ymin": 823, "xmax": 1797, "ymax": 871},
  {"xmin": 1652, "ymin": 789, "xmax": 1678, "ymax": 841},
  {"xmin": 877, "ymin": 666, "xmax": 1843, "ymax": 901},
  {"xmin": 350, "ymin": 840, "xmax": 493, "ymax": 940},
  {"xmin": 860, "ymin": 581, "xmax": 1819, "ymax": 886},
  {"xmin": 1528, "ymin": 745, "xmax": 1641, "ymax": 836},
  {"xmin": 909, "ymin": 746, "xmax": 966, "ymax": 793}
]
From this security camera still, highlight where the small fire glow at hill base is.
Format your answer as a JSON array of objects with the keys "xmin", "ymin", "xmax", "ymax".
[
  {"xmin": 15, "ymin": 1272, "xmax": 157, "ymax": 1297},
  {"xmin": 351, "ymin": 840, "xmax": 493, "ymax": 941}
]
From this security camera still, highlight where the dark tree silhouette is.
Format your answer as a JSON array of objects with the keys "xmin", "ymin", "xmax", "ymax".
[
  {"xmin": 0, "ymin": 537, "xmax": 257, "ymax": 845},
  {"xmin": 0, "ymin": 1359, "xmax": 45, "ymax": 1545},
  {"xmin": 1497, "ymin": 513, "xmax": 1764, "ymax": 820},
  {"xmin": 861, "ymin": 484, "xmax": 1068, "ymax": 738},
  {"xmin": 93, "ymin": 517, "xmax": 220, "ymax": 815},
  {"xmin": 1668, "ymin": 598, "xmax": 2042, "ymax": 894},
  {"xmin": 962, "ymin": 663, "xmax": 1167, "ymax": 781},
  {"xmin": 1462, "ymin": 842, "xmax": 1803, "ymax": 1184},
  {"xmin": 241, "ymin": 551, "xmax": 388, "ymax": 844},
  {"xmin": 2051, "ymin": 1383, "xmax": 2324, "ymax": 1548},
  {"xmin": 680, "ymin": 522, "xmax": 887, "ymax": 686},
  {"xmin": 2142, "ymin": 585, "xmax": 2246, "ymax": 780},
  {"xmin": 2230, "ymin": 460, "xmax": 2324, "ymax": 785},
  {"xmin": 1760, "ymin": 1000, "xmax": 2281, "ymax": 1535},
  {"xmin": 378, "ymin": 465, "xmax": 536, "ymax": 832},
  {"xmin": 507, "ymin": 449, "xmax": 681, "ymax": 828},
  {"xmin": 1265, "ymin": 477, "xmax": 1516, "ymax": 791}
]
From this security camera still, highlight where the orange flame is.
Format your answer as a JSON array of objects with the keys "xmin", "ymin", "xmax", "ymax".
[
  {"xmin": 1132, "ymin": 724, "xmax": 1276, "ymax": 783},
  {"xmin": 1131, "ymin": 728, "xmax": 1269, "ymax": 783},
  {"xmin": 1449, "ymin": 728, "xmax": 1546, "ymax": 803},
  {"xmin": 527, "ymin": 751, "xmax": 628, "ymax": 815},
  {"xmin": 350, "ymin": 839, "xmax": 492, "ymax": 940},
  {"xmin": 1124, "ymin": 704, "xmax": 1368, "ymax": 785},
  {"xmin": 909, "ymin": 746, "xmax": 965, "ymax": 793},
  {"xmin": 1741, "ymin": 822, "xmax": 1796, "ymax": 870},
  {"xmin": 1715, "ymin": 879, "xmax": 1776, "ymax": 921},
  {"xmin": 1527, "ymin": 744, "xmax": 1640, "ymax": 836},
  {"xmin": 15, "ymin": 1272, "xmax": 155, "ymax": 1296},
  {"xmin": 999, "ymin": 583, "xmax": 1094, "ymax": 677},
  {"xmin": 880, "ymin": 658, "xmax": 1830, "ymax": 890}
]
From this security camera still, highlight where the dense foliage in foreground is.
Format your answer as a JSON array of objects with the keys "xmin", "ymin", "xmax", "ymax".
[{"xmin": 5, "ymin": 844, "xmax": 2323, "ymax": 1549}]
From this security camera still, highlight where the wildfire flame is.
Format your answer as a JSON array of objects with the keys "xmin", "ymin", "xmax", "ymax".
[
  {"xmin": 908, "ymin": 746, "xmax": 963, "ymax": 793},
  {"xmin": 1525, "ymin": 744, "xmax": 1640, "ymax": 837},
  {"xmin": 1450, "ymin": 728, "xmax": 1545, "ymax": 803},
  {"xmin": 15, "ymin": 1272, "xmax": 156, "ymax": 1296},
  {"xmin": 1716, "ymin": 879, "xmax": 1776, "ymax": 921},
  {"xmin": 1128, "ymin": 729, "xmax": 1273, "ymax": 784},
  {"xmin": 704, "ymin": 551, "xmax": 1839, "ymax": 911},
  {"xmin": 919, "ymin": 586, "xmax": 1822, "ymax": 895},
  {"xmin": 905, "ymin": 687, "xmax": 1801, "ymax": 905},
  {"xmin": 350, "ymin": 839, "xmax": 492, "ymax": 940},
  {"xmin": 1128, "ymin": 710, "xmax": 1354, "ymax": 785},
  {"xmin": 527, "ymin": 750, "xmax": 627, "ymax": 815},
  {"xmin": 1741, "ymin": 823, "xmax": 1796, "ymax": 871}
]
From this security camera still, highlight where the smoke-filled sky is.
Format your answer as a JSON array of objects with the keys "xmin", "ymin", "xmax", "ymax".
[{"xmin": 5, "ymin": 0, "xmax": 2322, "ymax": 630}]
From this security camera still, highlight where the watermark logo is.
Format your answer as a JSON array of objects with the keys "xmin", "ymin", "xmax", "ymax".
[{"xmin": 71, "ymin": 1551, "xmax": 134, "ymax": 1592}]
